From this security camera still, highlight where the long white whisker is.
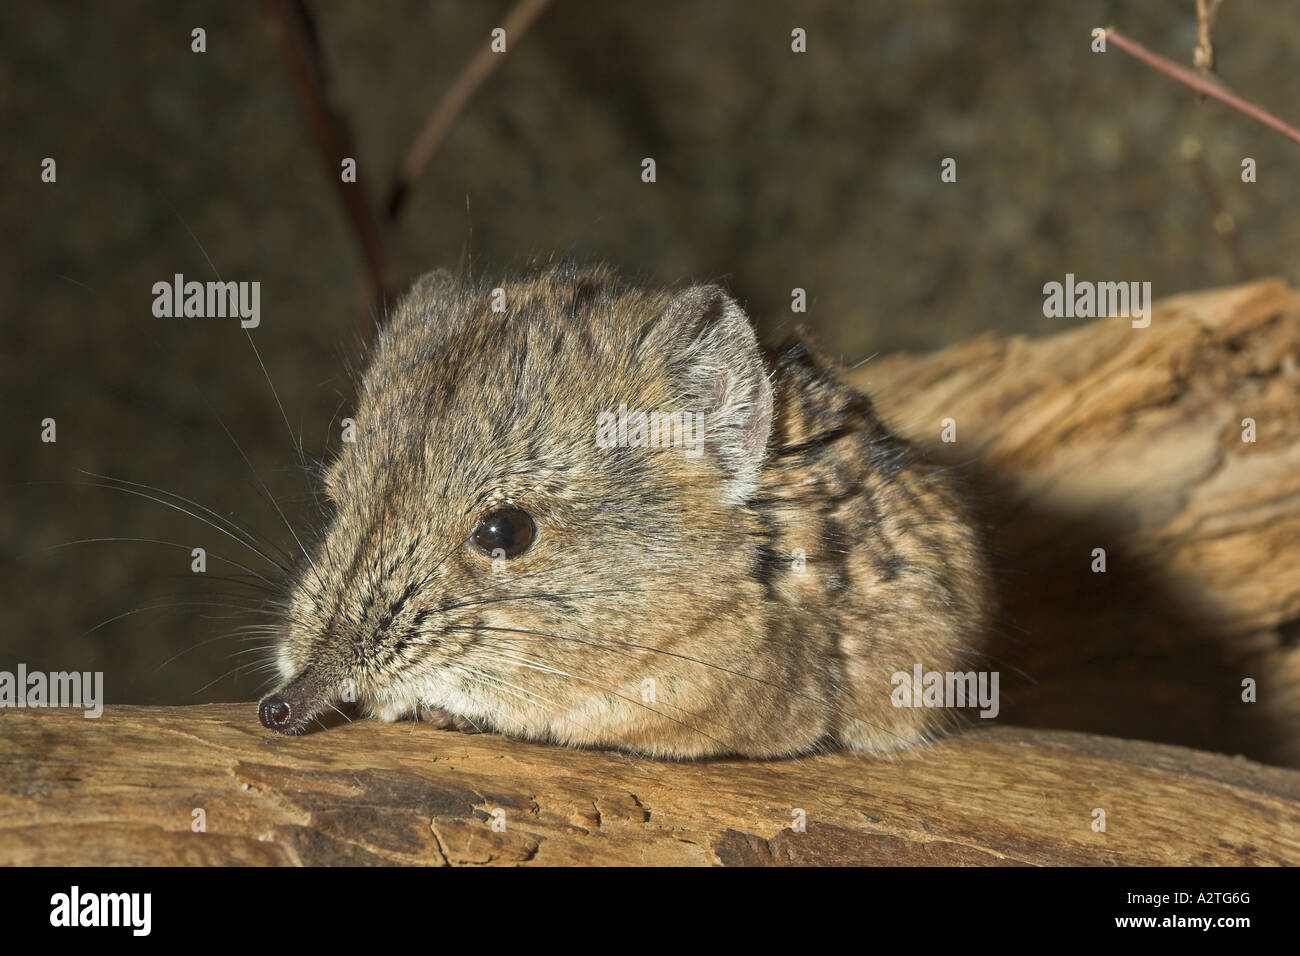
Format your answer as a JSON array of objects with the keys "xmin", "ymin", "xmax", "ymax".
[{"xmin": 79, "ymin": 475, "xmax": 290, "ymax": 576}]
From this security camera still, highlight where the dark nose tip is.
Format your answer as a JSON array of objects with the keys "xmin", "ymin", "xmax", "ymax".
[
  {"xmin": 259, "ymin": 694, "xmax": 294, "ymax": 730},
  {"xmin": 258, "ymin": 666, "xmax": 327, "ymax": 735}
]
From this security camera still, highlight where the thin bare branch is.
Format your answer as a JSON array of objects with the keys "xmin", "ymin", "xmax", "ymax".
[
  {"xmin": 1105, "ymin": 24, "xmax": 1300, "ymax": 146},
  {"xmin": 1193, "ymin": 0, "xmax": 1224, "ymax": 75},
  {"xmin": 263, "ymin": 0, "xmax": 391, "ymax": 337},
  {"xmin": 386, "ymin": 0, "xmax": 552, "ymax": 220}
]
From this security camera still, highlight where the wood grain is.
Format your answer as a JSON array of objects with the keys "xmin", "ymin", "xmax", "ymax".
[
  {"xmin": 2, "ymin": 703, "xmax": 1298, "ymax": 865},
  {"xmin": 857, "ymin": 278, "xmax": 1300, "ymax": 766}
]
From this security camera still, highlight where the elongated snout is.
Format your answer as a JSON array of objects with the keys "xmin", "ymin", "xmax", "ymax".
[{"xmin": 259, "ymin": 667, "xmax": 329, "ymax": 734}]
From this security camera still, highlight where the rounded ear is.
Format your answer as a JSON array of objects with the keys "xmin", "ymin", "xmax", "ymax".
[{"xmin": 645, "ymin": 285, "xmax": 774, "ymax": 503}]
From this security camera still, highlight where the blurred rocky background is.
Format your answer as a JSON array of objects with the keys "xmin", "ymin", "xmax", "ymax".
[{"xmin": 2, "ymin": 0, "xmax": 1296, "ymax": 704}]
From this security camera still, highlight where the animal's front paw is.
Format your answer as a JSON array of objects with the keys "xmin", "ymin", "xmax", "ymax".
[{"xmin": 418, "ymin": 706, "xmax": 483, "ymax": 734}]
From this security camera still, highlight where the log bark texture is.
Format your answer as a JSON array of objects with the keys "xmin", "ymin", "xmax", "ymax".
[
  {"xmin": 2, "ymin": 704, "xmax": 1299, "ymax": 865},
  {"xmin": 3, "ymin": 280, "xmax": 1298, "ymax": 866},
  {"xmin": 857, "ymin": 278, "xmax": 1300, "ymax": 767}
]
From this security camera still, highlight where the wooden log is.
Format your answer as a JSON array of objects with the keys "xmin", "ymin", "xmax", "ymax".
[
  {"xmin": 3, "ymin": 280, "xmax": 1298, "ymax": 865},
  {"xmin": 2, "ymin": 703, "xmax": 1298, "ymax": 865},
  {"xmin": 856, "ymin": 278, "xmax": 1300, "ymax": 767}
]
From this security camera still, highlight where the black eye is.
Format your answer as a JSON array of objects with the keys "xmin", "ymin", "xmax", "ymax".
[{"xmin": 470, "ymin": 507, "xmax": 536, "ymax": 559}]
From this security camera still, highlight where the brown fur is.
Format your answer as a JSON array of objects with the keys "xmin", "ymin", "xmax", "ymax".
[{"xmin": 265, "ymin": 262, "xmax": 991, "ymax": 758}]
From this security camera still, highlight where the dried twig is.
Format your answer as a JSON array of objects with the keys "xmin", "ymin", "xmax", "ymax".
[
  {"xmin": 386, "ymin": 0, "xmax": 552, "ymax": 220},
  {"xmin": 1193, "ymin": 0, "xmax": 1224, "ymax": 75},
  {"xmin": 1183, "ymin": 3, "xmax": 1250, "ymax": 281},
  {"xmin": 1104, "ymin": 24, "xmax": 1300, "ymax": 146},
  {"xmin": 263, "ymin": 0, "xmax": 391, "ymax": 336}
]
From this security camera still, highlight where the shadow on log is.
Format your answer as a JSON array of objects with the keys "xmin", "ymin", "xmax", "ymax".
[{"xmin": 859, "ymin": 279, "xmax": 1300, "ymax": 767}]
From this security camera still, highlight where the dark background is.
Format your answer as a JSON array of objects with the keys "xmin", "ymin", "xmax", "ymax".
[{"xmin": 2, "ymin": 0, "xmax": 1296, "ymax": 706}]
